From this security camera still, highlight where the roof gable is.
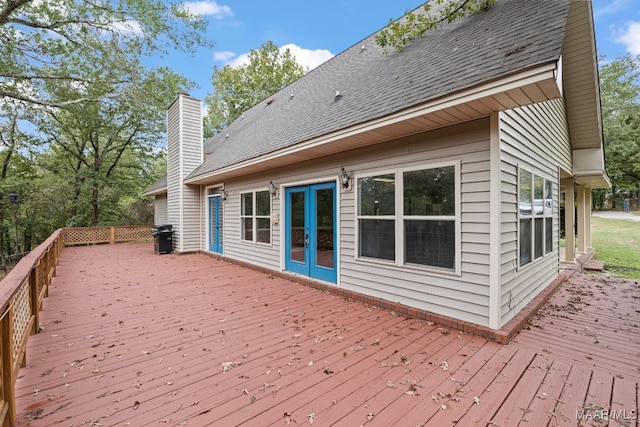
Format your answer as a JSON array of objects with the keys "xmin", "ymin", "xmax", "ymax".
[{"xmin": 187, "ymin": 0, "xmax": 571, "ymax": 182}]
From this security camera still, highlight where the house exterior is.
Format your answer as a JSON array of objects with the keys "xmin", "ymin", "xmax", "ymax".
[{"xmin": 144, "ymin": 0, "xmax": 609, "ymax": 332}]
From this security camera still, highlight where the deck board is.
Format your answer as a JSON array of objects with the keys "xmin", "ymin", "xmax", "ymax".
[{"xmin": 12, "ymin": 243, "xmax": 640, "ymax": 426}]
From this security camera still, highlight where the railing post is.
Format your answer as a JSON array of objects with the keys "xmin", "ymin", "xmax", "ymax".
[
  {"xmin": 110, "ymin": 227, "xmax": 115, "ymax": 245},
  {"xmin": 29, "ymin": 264, "xmax": 40, "ymax": 335},
  {"xmin": 1, "ymin": 306, "xmax": 16, "ymax": 427}
]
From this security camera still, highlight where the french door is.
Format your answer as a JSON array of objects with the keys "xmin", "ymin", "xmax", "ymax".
[
  {"xmin": 285, "ymin": 182, "xmax": 337, "ymax": 283},
  {"xmin": 208, "ymin": 196, "xmax": 223, "ymax": 253}
]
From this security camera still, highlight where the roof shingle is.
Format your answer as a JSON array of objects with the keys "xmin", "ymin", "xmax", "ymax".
[{"xmin": 187, "ymin": 0, "xmax": 571, "ymax": 181}]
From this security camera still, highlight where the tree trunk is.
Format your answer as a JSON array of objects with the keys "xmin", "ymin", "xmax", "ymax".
[{"xmin": 92, "ymin": 187, "xmax": 99, "ymax": 226}]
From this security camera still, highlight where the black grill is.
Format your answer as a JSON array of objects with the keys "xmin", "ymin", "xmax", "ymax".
[{"xmin": 151, "ymin": 224, "xmax": 174, "ymax": 254}]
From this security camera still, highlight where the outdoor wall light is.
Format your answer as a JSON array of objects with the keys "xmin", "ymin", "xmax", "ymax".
[
  {"xmin": 269, "ymin": 181, "xmax": 277, "ymax": 197},
  {"xmin": 339, "ymin": 167, "xmax": 350, "ymax": 189},
  {"xmin": 222, "ymin": 190, "xmax": 228, "ymax": 201},
  {"xmin": 8, "ymin": 191, "xmax": 19, "ymax": 204}
]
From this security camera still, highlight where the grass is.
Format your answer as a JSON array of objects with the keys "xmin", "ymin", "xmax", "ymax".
[{"xmin": 591, "ymin": 215, "xmax": 640, "ymax": 279}]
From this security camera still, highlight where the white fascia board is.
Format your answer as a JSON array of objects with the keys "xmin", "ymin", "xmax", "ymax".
[{"xmin": 185, "ymin": 64, "xmax": 559, "ymax": 185}]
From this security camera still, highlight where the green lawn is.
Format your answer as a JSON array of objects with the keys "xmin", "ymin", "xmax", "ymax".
[{"xmin": 592, "ymin": 215, "xmax": 640, "ymax": 279}]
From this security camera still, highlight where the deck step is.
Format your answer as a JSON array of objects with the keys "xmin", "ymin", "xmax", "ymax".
[{"xmin": 583, "ymin": 260, "xmax": 605, "ymax": 271}]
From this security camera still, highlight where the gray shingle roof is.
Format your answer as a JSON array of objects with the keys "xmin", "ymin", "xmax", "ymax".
[
  {"xmin": 143, "ymin": 174, "xmax": 167, "ymax": 196},
  {"xmin": 187, "ymin": 0, "xmax": 571, "ymax": 181}
]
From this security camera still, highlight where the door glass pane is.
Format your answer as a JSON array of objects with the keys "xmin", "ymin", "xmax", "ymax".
[
  {"xmin": 290, "ymin": 191, "xmax": 305, "ymax": 262},
  {"xmin": 315, "ymin": 188, "xmax": 334, "ymax": 268},
  {"xmin": 210, "ymin": 199, "xmax": 217, "ymax": 245}
]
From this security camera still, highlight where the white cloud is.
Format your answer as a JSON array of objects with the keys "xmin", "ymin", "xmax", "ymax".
[
  {"xmin": 616, "ymin": 21, "xmax": 640, "ymax": 55},
  {"xmin": 594, "ymin": 0, "xmax": 629, "ymax": 18},
  {"xmin": 182, "ymin": 1, "xmax": 233, "ymax": 19},
  {"xmin": 213, "ymin": 51, "xmax": 236, "ymax": 62},
  {"xmin": 227, "ymin": 53, "xmax": 250, "ymax": 68},
  {"xmin": 214, "ymin": 44, "xmax": 334, "ymax": 71},
  {"xmin": 280, "ymin": 44, "xmax": 334, "ymax": 71}
]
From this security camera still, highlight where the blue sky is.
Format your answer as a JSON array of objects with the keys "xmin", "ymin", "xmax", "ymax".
[{"xmin": 171, "ymin": 0, "xmax": 640, "ymax": 102}]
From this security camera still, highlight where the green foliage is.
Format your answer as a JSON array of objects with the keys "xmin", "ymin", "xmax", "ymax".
[
  {"xmin": 375, "ymin": 0, "xmax": 495, "ymax": 53},
  {"xmin": 592, "ymin": 216, "xmax": 640, "ymax": 279},
  {"xmin": 204, "ymin": 41, "xmax": 306, "ymax": 137},
  {"xmin": 0, "ymin": 0, "xmax": 206, "ymax": 252},
  {"xmin": 599, "ymin": 55, "xmax": 640, "ymax": 205},
  {"xmin": 0, "ymin": 0, "xmax": 211, "ymax": 107},
  {"xmin": 33, "ymin": 64, "xmax": 186, "ymax": 227}
]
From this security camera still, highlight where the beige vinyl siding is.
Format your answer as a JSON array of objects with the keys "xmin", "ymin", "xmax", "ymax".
[
  {"xmin": 166, "ymin": 100, "xmax": 182, "ymax": 249},
  {"xmin": 498, "ymin": 99, "xmax": 571, "ymax": 327},
  {"xmin": 211, "ymin": 118, "xmax": 493, "ymax": 326},
  {"xmin": 154, "ymin": 194, "xmax": 168, "ymax": 226},
  {"xmin": 166, "ymin": 94, "xmax": 203, "ymax": 252},
  {"xmin": 181, "ymin": 185, "xmax": 202, "ymax": 252},
  {"xmin": 220, "ymin": 181, "xmax": 280, "ymax": 269}
]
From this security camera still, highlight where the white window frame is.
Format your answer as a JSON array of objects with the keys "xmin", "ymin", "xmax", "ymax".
[
  {"xmin": 240, "ymin": 189, "xmax": 272, "ymax": 245},
  {"xmin": 355, "ymin": 161, "xmax": 461, "ymax": 275},
  {"xmin": 518, "ymin": 167, "xmax": 553, "ymax": 268}
]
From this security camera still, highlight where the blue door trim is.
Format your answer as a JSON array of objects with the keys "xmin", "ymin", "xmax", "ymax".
[
  {"xmin": 284, "ymin": 186, "xmax": 308, "ymax": 276},
  {"xmin": 284, "ymin": 182, "xmax": 337, "ymax": 283},
  {"xmin": 208, "ymin": 196, "xmax": 223, "ymax": 253}
]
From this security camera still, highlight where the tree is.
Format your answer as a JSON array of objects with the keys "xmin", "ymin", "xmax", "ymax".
[
  {"xmin": 375, "ymin": 0, "xmax": 495, "ymax": 53},
  {"xmin": 0, "ymin": 106, "xmax": 42, "ymax": 257},
  {"xmin": 204, "ymin": 41, "xmax": 306, "ymax": 137},
  {"xmin": 36, "ymin": 64, "xmax": 189, "ymax": 226},
  {"xmin": 0, "ymin": 0, "xmax": 210, "ymax": 252},
  {"xmin": 0, "ymin": 0, "xmax": 211, "ymax": 108},
  {"xmin": 599, "ymin": 55, "xmax": 640, "ymax": 207}
]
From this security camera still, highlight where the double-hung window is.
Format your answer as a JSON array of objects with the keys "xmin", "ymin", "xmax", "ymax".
[
  {"xmin": 519, "ymin": 169, "xmax": 553, "ymax": 267},
  {"xmin": 357, "ymin": 162, "xmax": 459, "ymax": 272},
  {"xmin": 403, "ymin": 167, "xmax": 456, "ymax": 269},
  {"xmin": 241, "ymin": 190, "xmax": 271, "ymax": 244},
  {"xmin": 358, "ymin": 173, "xmax": 396, "ymax": 261}
]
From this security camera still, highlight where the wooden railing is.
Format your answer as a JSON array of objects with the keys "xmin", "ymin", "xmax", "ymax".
[
  {"xmin": 64, "ymin": 225, "xmax": 152, "ymax": 246},
  {"xmin": 0, "ymin": 229, "xmax": 63, "ymax": 427},
  {"xmin": 0, "ymin": 225, "xmax": 153, "ymax": 427}
]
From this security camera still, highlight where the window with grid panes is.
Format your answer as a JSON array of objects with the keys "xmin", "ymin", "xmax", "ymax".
[
  {"xmin": 357, "ymin": 163, "xmax": 458, "ymax": 271},
  {"xmin": 519, "ymin": 168, "xmax": 553, "ymax": 267},
  {"xmin": 241, "ymin": 190, "xmax": 271, "ymax": 244}
]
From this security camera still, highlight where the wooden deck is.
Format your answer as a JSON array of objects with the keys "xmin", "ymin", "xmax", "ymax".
[{"xmin": 13, "ymin": 243, "xmax": 639, "ymax": 426}]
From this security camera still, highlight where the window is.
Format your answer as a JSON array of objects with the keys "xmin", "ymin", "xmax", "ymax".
[
  {"xmin": 358, "ymin": 174, "xmax": 395, "ymax": 261},
  {"xmin": 357, "ymin": 163, "xmax": 458, "ymax": 272},
  {"xmin": 519, "ymin": 168, "xmax": 553, "ymax": 267},
  {"xmin": 404, "ymin": 167, "xmax": 456, "ymax": 269},
  {"xmin": 241, "ymin": 190, "xmax": 271, "ymax": 244}
]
